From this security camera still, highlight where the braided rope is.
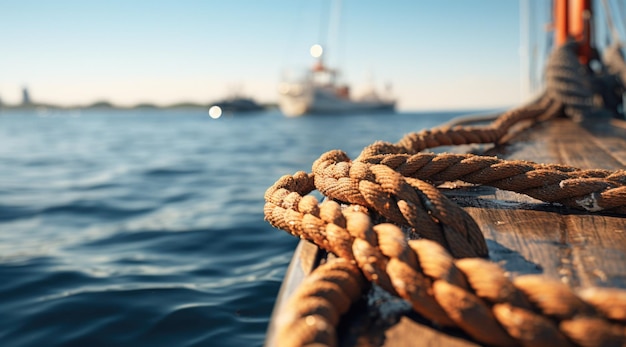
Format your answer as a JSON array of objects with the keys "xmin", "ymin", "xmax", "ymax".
[
  {"xmin": 356, "ymin": 94, "xmax": 560, "ymax": 159},
  {"xmin": 315, "ymin": 150, "xmax": 626, "ymax": 214},
  {"xmin": 265, "ymin": 43, "xmax": 626, "ymax": 346},
  {"xmin": 266, "ymin": 192, "xmax": 626, "ymax": 346},
  {"xmin": 274, "ymin": 258, "xmax": 367, "ymax": 347},
  {"xmin": 545, "ymin": 41, "xmax": 594, "ymax": 117}
]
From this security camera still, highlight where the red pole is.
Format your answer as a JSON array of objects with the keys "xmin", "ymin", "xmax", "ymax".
[
  {"xmin": 554, "ymin": 0, "xmax": 593, "ymax": 64},
  {"xmin": 570, "ymin": 0, "xmax": 592, "ymax": 64},
  {"xmin": 554, "ymin": 0, "xmax": 569, "ymax": 47}
]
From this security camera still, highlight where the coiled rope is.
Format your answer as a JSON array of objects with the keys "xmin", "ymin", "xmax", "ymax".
[{"xmin": 264, "ymin": 42, "xmax": 626, "ymax": 346}]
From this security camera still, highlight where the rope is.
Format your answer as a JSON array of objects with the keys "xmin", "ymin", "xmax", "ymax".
[
  {"xmin": 265, "ymin": 42, "xmax": 626, "ymax": 346},
  {"xmin": 266, "ymin": 182, "xmax": 626, "ymax": 346},
  {"xmin": 545, "ymin": 41, "xmax": 594, "ymax": 118},
  {"xmin": 274, "ymin": 258, "xmax": 367, "ymax": 347}
]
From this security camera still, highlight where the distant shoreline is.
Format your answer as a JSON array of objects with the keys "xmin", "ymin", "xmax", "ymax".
[{"xmin": 0, "ymin": 101, "xmax": 278, "ymax": 111}]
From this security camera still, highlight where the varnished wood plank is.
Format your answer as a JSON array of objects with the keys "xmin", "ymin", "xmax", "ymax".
[
  {"xmin": 495, "ymin": 119, "xmax": 624, "ymax": 170},
  {"xmin": 383, "ymin": 317, "xmax": 481, "ymax": 347},
  {"xmin": 586, "ymin": 118, "xmax": 626, "ymax": 167},
  {"xmin": 566, "ymin": 214, "xmax": 626, "ymax": 288}
]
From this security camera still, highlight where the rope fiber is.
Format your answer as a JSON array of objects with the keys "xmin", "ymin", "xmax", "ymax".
[{"xmin": 265, "ymin": 42, "xmax": 626, "ymax": 346}]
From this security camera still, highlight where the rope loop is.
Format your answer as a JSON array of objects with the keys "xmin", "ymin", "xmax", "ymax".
[{"xmin": 265, "ymin": 40, "xmax": 626, "ymax": 347}]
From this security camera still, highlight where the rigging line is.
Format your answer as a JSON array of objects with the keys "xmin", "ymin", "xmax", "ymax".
[
  {"xmin": 527, "ymin": 0, "xmax": 551, "ymax": 96},
  {"xmin": 620, "ymin": 0, "xmax": 626, "ymax": 32},
  {"xmin": 613, "ymin": 0, "xmax": 626, "ymax": 64},
  {"xmin": 280, "ymin": 0, "xmax": 307, "ymax": 78},
  {"xmin": 614, "ymin": 0, "xmax": 626, "ymax": 44},
  {"xmin": 540, "ymin": 1, "xmax": 554, "ymax": 93},
  {"xmin": 532, "ymin": 0, "xmax": 542, "ymax": 93},
  {"xmin": 336, "ymin": 0, "xmax": 347, "ymax": 78},
  {"xmin": 327, "ymin": 0, "xmax": 345, "ymax": 74},
  {"xmin": 601, "ymin": 0, "xmax": 620, "ymax": 44},
  {"xmin": 318, "ymin": 0, "xmax": 331, "ymax": 51},
  {"xmin": 529, "ymin": 0, "xmax": 540, "ymax": 94},
  {"xmin": 520, "ymin": 0, "xmax": 530, "ymax": 100}
]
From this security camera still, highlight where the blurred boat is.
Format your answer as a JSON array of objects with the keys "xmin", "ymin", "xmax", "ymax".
[
  {"xmin": 278, "ymin": 57, "xmax": 395, "ymax": 117},
  {"xmin": 209, "ymin": 96, "xmax": 265, "ymax": 113},
  {"xmin": 278, "ymin": 0, "xmax": 395, "ymax": 117}
]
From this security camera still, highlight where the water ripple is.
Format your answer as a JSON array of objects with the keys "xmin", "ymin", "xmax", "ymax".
[{"xmin": 0, "ymin": 109, "xmax": 465, "ymax": 346}]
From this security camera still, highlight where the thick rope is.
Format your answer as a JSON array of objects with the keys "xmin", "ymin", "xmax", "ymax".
[
  {"xmin": 267, "ymin": 194, "xmax": 626, "ymax": 346},
  {"xmin": 315, "ymin": 150, "xmax": 626, "ymax": 214},
  {"xmin": 274, "ymin": 258, "xmax": 367, "ymax": 347},
  {"xmin": 356, "ymin": 94, "xmax": 560, "ymax": 158},
  {"xmin": 265, "ymin": 42, "xmax": 626, "ymax": 346}
]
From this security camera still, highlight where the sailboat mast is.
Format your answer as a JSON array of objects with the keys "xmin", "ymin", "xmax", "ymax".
[
  {"xmin": 520, "ymin": 0, "xmax": 531, "ymax": 101},
  {"xmin": 327, "ymin": 0, "xmax": 343, "ymax": 69}
]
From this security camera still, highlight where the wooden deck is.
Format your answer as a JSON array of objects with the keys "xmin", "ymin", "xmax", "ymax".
[{"xmin": 265, "ymin": 114, "xmax": 626, "ymax": 347}]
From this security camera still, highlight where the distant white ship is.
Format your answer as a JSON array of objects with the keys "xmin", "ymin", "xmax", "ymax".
[{"xmin": 278, "ymin": 44, "xmax": 395, "ymax": 117}]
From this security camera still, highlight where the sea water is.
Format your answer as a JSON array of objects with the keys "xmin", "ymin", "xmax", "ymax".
[{"xmin": 0, "ymin": 107, "xmax": 476, "ymax": 346}]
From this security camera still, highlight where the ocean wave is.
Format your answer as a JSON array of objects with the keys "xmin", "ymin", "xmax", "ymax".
[
  {"xmin": 142, "ymin": 167, "xmax": 205, "ymax": 177},
  {"xmin": 0, "ymin": 262, "xmax": 285, "ymax": 347},
  {"xmin": 0, "ymin": 109, "xmax": 449, "ymax": 346},
  {"xmin": 0, "ymin": 199, "xmax": 157, "ymax": 223}
]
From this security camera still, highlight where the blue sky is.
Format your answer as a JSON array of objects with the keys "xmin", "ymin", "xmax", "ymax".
[{"xmin": 0, "ymin": 1, "xmax": 526, "ymax": 110}]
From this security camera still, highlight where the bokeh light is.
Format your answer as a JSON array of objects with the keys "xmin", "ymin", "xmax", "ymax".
[
  {"xmin": 310, "ymin": 44, "xmax": 323, "ymax": 58},
  {"xmin": 208, "ymin": 106, "xmax": 222, "ymax": 119}
]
